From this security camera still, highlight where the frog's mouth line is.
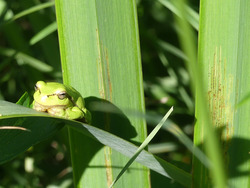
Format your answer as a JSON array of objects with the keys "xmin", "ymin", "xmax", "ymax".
[
  {"xmin": 34, "ymin": 101, "xmax": 67, "ymax": 109},
  {"xmin": 34, "ymin": 98, "xmax": 83, "ymax": 113}
]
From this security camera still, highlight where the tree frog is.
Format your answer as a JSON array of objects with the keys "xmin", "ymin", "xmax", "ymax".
[{"xmin": 32, "ymin": 81, "xmax": 91, "ymax": 123}]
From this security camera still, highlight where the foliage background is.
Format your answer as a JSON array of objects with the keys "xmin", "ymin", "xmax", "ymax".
[{"xmin": 0, "ymin": 0, "xmax": 199, "ymax": 187}]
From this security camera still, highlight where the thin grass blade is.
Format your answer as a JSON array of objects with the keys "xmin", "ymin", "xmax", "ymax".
[
  {"xmin": 30, "ymin": 22, "xmax": 57, "ymax": 45},
  {"xmin": 11, "ymin": 1, "xmax": 54, "ymax": 21},
  {"xmin": 0, "ymin": 47, "xmax": 53, "ymax": 72},
  {"xmin": 109, "ymin": 107, "xmax": 173, "ymax": 188},
  {"xmin": 158, "ymin": 0, "xmax": 199, "ymax": 30}
]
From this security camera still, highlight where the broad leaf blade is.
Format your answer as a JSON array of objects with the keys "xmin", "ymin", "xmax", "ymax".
[
  {"xmin": 0, "ymin": 101, "xmax": 191, "ymax": 187},
  {"xmin": 0, "ymin": 117, "xmax": 64, "ymax": 164},
  {"xmin": 0, "ymin": 101, "xmax": 63, "ymax": 164},
  {"xmin": 194, "ymin": 0, "xmax": 250, "ymax": 187},
  {"xmin": 55, "ymin": 0, "xmax": 149, "ymax": 187}
]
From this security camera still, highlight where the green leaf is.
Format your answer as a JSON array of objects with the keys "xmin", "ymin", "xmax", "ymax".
[
  {"xmin": 174, "ymin": 1, "xmax": 227, "ymax": 187},
  {"xmin": 55, "ymin": 0, "xmax": 150, "ymax": 187},
  {"xmin": 193, "ymin": 0, "xmax": 250, "ymax": 187},
  {"xmin": 0, "ymin": 101, "xmax": 63, "ymax": 164},
  {"xmin": 16, "ymin": 92, "xmax": 31, "ymax": 107},
  {"xmin": 0, "ymin": 101, "xmax": 191, "ymax": 187}
]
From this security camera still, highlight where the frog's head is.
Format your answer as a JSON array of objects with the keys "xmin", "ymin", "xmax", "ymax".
[{"xmin": 33, "ymin": 81, "xmax": 71, "ymax": 107}]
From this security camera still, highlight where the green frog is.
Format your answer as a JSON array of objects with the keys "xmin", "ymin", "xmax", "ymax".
[{"xmin": 33, "ymin": 81, "xmax": 91, "ymax": 123}]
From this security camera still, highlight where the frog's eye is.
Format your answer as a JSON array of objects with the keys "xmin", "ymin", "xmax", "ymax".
[{"xmin": 57, "ymin": 92, "xmax": 67, "ymax": 100}]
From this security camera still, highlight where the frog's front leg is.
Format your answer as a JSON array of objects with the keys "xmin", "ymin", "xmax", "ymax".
[
  {"xmin": 65, "ymin": 107, "xmax": 85, "ymax": 120},
  {"xmin": 47, "ymin": 106, "xmax": 90, "ymax": 122}
]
